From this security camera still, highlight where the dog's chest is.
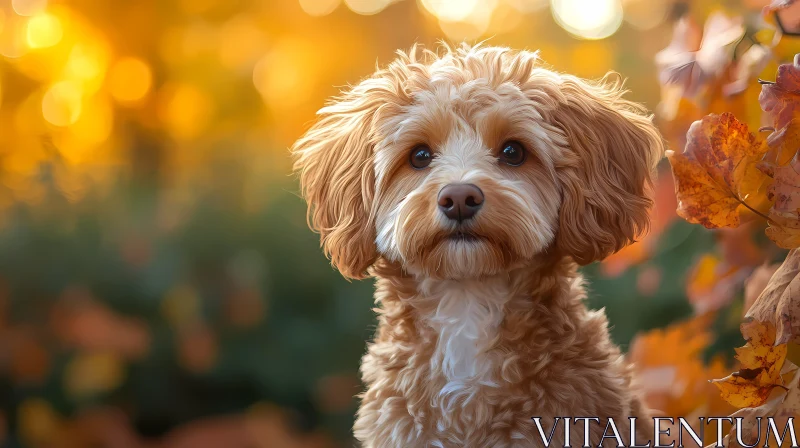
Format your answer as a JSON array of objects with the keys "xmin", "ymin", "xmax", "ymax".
[{"xmin": 420, "ymin": 278, "xmax": 512, "ymax": 385}]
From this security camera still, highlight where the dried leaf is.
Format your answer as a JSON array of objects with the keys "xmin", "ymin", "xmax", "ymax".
[
  {"xmin": 712, "ymin": 319, "xmax": 787, "ymax": 408},
  {"xmin": 764, "ymin": 155, "xmax": 800, "ymax": 248},
  {"xmin": 760, "ymin": 56, "xmax": 800, "ymax": 130},
  {"xmin": 656, "ymin": 13, "xmax": 744, "ymax": 97},
  {"xmin": 724, "ymin": 44, "xmax": 773, "ymax": 97},
  {"xmin": 747, "ymin": 249, "xmax": 800, "ymax": 345},
  {"xmin": 667, "ymin": 112, "xmax": 771, "ymax": 229},
  {"xmin": 723, "ymin": 368, "xmax": 800, "ymax": 447}
]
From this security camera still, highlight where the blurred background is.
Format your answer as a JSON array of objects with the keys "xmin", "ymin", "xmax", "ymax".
[{"xmin": 0, "ymin": 0, "xmax": 797, "ymax": 446}]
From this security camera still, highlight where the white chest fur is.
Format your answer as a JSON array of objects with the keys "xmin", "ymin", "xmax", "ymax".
[{"xmin": 418, "ymin": 277, "xmax": 512, "ymax": 386}]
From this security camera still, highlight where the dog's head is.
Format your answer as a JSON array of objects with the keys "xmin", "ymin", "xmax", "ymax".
[{"xmin": 293, "ymin": 44, "xmax": 664, "ymax": 280}]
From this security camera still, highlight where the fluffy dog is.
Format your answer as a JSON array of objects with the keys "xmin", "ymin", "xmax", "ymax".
[{"xmin": 292, "ymin": 44, "xmax": 664, "ymax": 447}]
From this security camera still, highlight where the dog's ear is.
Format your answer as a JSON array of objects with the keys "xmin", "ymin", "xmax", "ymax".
[
  {"xmin": 547, "ymin": 74, "xmax": 665, "ymax": 265},
  {"xmin": 292, "ymin": 77, "xmax": 400, "ymax": 279}
]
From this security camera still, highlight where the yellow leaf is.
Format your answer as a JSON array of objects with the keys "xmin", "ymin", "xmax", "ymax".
[
  {"xmin": 712, "ymin": 319, "xmax": 787, "ymax": 408},
  {"xmin": 667, "ymin": 112, "xmax": 771, "ymax": 229}
]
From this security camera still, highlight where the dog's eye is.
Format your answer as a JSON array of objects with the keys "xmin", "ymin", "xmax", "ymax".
[
  {"xmin": 499, "ymin": 141, "xmax": 526, "ymax": 166},
  {"xmin": 409, "ymin": 145, "xmax": 433, "ymax": 169}
]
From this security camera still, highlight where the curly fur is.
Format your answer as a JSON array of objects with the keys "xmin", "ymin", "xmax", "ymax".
[{"xmin": 292, "ymin": 43, "xmax": 665, "ymax": 447}]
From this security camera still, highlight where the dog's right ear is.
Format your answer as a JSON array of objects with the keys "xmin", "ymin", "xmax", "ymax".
[{"xmin": 292, "ymin": 76, "xmax": 402, "ymax": 280}]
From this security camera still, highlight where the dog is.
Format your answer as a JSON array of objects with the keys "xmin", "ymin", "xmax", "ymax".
[{"xmin": 292, "ymin": 44, "xmax": 664, "ymax": 447}]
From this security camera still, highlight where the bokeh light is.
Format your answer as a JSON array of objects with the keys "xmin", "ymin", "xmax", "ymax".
[
  {"xmin": 157, "ymin": 83, "xmax": 213, "ymax": 140},
  {"xmin": 437, "ymin": 0, "xmax": 497, "ymax": 41},
  {"xmin": 253, "ymin": 38, "xmax": 316, "ymax": 110},
  {"xmin": 107, "ymin": 57, "xmax": 152, "ymax": 104},
  {"xmin": 218, "ymin": 15, "xmax": 267, "ymax": 72},
  {"xmin": 344, "ymin": 0, "xmax": 392, "ymax": 15},
  {"xmin": 299, "ymin": 0, "xmax": 342, "ymax": 16},
  {"xmin": 420, "ymin": 0, "xmax": 479, "ymax": 21},
  {"xmin": 505, "ymin": 0, "xmax": 548, "ymax": 13},
  {"xmin": 551, "ymin": 0, "xmax": 623, "ymax": 39},
  {"xmin": 25, "ymin": 13, "xmax": 62, "ymax": 48},
  {"xmin": 11, "ymin": 0, "xmax": 47, "ymax": 16},
  {"xmin": 0, "ymin": 15, "xmax": 30, "ymax": 58},
  {"xmin": 42, "ymin": 80, "xmax": 82, "ymax": 126},
  {"xmin": 623, "ymin": 0, "xmax": 669, "ymax": 30}
]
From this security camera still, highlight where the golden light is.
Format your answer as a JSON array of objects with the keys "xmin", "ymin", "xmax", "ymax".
[
  {"xmin": 570, "ymin": 41, "xmax": 615, "ymax": 78},
  {"xmin": 11, "ymin": 0, "xmax": 47, "ymax": 16},
  {"xmin": 299, "ymin": 0, "xmax": 341, "ymax": 16},
  {"xmin": 437, "ymin": 0, "xmax": 497, "ymax": 41},
  {"xmin": 550, "ymin": 0, "xmax": 623, "ymax": 40},
  {"xmin": 42, "ymin": 81, "xmax": 83, "ymax": 126},
  {"xmin": 504, "ymin": 0, "xmax": 548, "ymax": 13},
  {"xmin": 63, "ymin": 43, "xmax": 109, "ymax": 94},
  {"xmin": 0, "ymin": 14, "xmax": 30, "ymax": 58},
  {"xmin": 622, "ymin": 0, "xmax": 667, "ymax": 31},
  {"xmin": 420, "ymin": 0, "xmax": 479, "ymax": 21},
  {"xmin": 344, "ymin": 0, "xmax": 391, "ymax": 15},
  {"xmin": 218, "ymin": 16, "xmax": 266, "ymax": 72},
  {"xmin": 157, "ymin": 83, "xmax": 213, "ymax": 140},
  {"xmin": 25, "ymin": 13, "xmax": 62, "ymax": 49},
  {"xmin": 69, "ymin": 97, "xmax": 113, "ymax": 149},
  {"xmin": 253, "ymin": 38, "xmax": 316, "ymax": 109},
  {"xmin": 108, "ymin": 57, "xmax": 152, "ymax": 104}
]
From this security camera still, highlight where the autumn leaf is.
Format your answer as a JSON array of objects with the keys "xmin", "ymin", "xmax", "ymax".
[
  {"xmin": 667, "ymin": 112, "xmax": 772, "ymax": 229},
  {"xmin": 760, "ymin": 55, "xmax": 800, "ymax": 131},
  {"xmin": 630, "ymin": 315, "xmax": 733, "ymax": 417},
  {"xmin": 686, "ymin": 253, "xmax": 749, "ymax": 314},
  {"xmin": 759, "ymin": 141, "xmax": 800, "ymax": 248},
  {"xmin": 656, "ymin": 13, "xmax": 744, "ymax": 98},
  {"xmin": 747, "ymin": 249, "xmax": 800, "ymax": 345},
  {"xmin": 724, "ymin": 43, "xmax": 772, "ymax": 97},
  {"xmin": 745, "ymin": 263, "xmax": 781, "ymax": 313},
  {"xmin": 723, "ymin": 368, "xmax": 800, "ymax": 447},
  {"xmin": 712, "ymin": 319, "xmax": 787, "ymax": 408}
]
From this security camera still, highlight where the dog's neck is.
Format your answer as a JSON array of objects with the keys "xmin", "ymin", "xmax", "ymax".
[
  {"xmin": 418, "ymin": 275, "xmax": 512, "ymax": 381},
  {"xmin": 370, "ymin": 255, "xmax": 580, "ymax": 384}
]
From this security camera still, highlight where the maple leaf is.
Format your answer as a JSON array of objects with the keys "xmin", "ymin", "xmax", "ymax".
[
  {"xmin": 712, "ymin": 319, "xmax": 787, "ymax": 408},
  {"xmin": 667, "ymin": 112, "xmax": 772, "ymax": 229},
  {"xmin": 656, "ymin": 13, "xmax": 744, "ymax": 98},
  {"xmin": 747, "ymin": 249, "xmax": 800, "ymax": 345},
  {"xmin": 722, "ymin": 367, "xmax": 800, "ymax": 447}
]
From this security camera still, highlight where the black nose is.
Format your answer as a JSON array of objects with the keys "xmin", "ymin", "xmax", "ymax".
[{"xmin": 437, "ymin": 184, "xmax": 484, "ymax": 222}]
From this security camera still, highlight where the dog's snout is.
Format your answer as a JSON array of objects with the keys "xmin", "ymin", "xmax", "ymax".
[{"xmin": 437, "ymin": 184, "xmax": 484, "ymax": 222}]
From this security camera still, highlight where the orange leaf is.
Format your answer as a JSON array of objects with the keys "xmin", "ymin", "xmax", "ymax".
[
  {"xmin": 667, "ymin": 112, "xmax": 771, "ymax": 229},
  {"xmin": 712, "ymin": 319, "xmax": 787, "ymax": 408}
]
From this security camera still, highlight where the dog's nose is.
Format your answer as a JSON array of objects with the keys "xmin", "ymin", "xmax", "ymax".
[{"xmin": 437, "ymin": 183, "xmax": 484, "ymax": 222}]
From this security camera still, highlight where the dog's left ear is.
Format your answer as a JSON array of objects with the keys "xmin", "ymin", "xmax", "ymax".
[
  {"xmin": 546, "ymin": 74, "xmax": 665, "ymax": 265},
  {"xmin": 292, "ymin": 77, "xmax": 400, "ymax": 279}
]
